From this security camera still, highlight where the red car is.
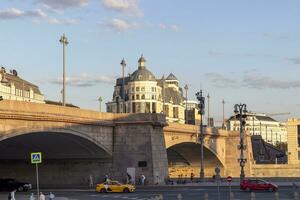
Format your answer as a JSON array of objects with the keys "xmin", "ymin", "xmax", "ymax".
[{"xmin": 240, "ymin": 179, "xmax": 278, "ymax": 192}]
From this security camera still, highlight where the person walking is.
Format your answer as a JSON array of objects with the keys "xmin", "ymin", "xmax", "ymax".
[
  {"xmin": 140, "ymin": 174, "xmax": 146, "ymax": 185},
  {"xmin": 8, "ymin": 190, "xmax": 16, "ymax": 200},
  {"xmin": 89, "ymin": 175, "xmax": 94, "ymax": 188},
  {"xmin": 29, "ymin": 193, "xmax": 35, "ymax": 200},
  {"xmin": 39, "ymin": 192, "xmax": 45, "ymax": 200},
  {"xmin": 49, "ymin": 192, "xmax": 55, "ymax": 200},
  {"xmin": 126, "ymin": 173, "xmax": 132, "ymax": 184}
]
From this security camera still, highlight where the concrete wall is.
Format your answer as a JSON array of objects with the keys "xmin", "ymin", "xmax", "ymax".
[
  {"xmin": 252, "ymin": 164, "xmax": 300, "ymax": 177},
  {"xmin": 0, "ymin": 159, "xmax": 112, "ymax": 187},
  {"xmin": 112, "ymin": 116, "xmax": 168, "ymax": 185}
]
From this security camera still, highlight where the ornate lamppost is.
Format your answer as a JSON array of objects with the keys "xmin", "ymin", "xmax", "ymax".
[
  {"xmin": 184, "ymin": 84, "xmax": 189, "ymax": 124},
  {"xmin": 234, "ymin": 103, "xmax": 248, "ymax": 181},
  {"xmin": 196, "ymin": 90, "xmax": 205, "ymax": 181},
  {"xmin": 98, "ymin": 96, "xmax": 103, "ymax": 112},
  {"xmin": 59, "ymin": 34, "xmax": 69, "ymax": 106},
  {"xmin": 120, "ymin": 59, "xmax": 126, "ymax": 113}
]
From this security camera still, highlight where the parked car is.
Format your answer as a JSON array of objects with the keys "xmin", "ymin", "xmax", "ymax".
[
  {"xmin": 240, "ymin": 179, "xmax": 278, "ymax": 192},
  {"xmin": 96, "ymin": 180, "xmax": 135, "ymax": 193},
  {"xmin": 0, "ymin": 178, "xmax": 32, "ymax": 192}
]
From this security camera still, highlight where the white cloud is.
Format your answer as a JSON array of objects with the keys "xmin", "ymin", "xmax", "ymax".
[
  {"xmin": 205, "ymin": 71, "xmax": 300, "ymax": 89},
  {"xmin": 102, "ymin": 0, "xmax": 143, "ymax": 16},
  {"xmin": 0, "ymin": 8, "xmax": 47, "ymax": 20},
  {"xmin": 159, "ymin": 23, "xmax": 179, "ymax": 31},
  {"xmin": 49, "ymin": 74, "xmax": 116, "ymax": 87},
  {"xmin": 287, "ymin": 58, "xmax": 300, "ymax": 65},
  {"xmin": 37, "ymin": 0, "xmax": 88, "ymax": 10},
  {"xmin": 170, "ymin": 25, "xmax": 179, "ymax": 31},
  {"xmin": 106, "ymin": 18, "xmax": 137, "ymax": 32},
  {"xmin": 47, "ymin": 17, "xmax": 80, "ymax": 25}
]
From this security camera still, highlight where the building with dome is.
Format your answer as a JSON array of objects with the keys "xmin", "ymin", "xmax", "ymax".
[{"xmin": 106, "ymin": 55, "xmax": 189, "ymax": 124}]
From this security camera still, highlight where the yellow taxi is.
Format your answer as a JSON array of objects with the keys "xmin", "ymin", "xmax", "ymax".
[{"xmin": 95, "ymin": 181, "xmax": 135, "ymax": 193}]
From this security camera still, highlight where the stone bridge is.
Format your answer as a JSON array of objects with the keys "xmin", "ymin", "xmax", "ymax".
[{"xmin": 0, "ymin": 100, "xmax": 254, "ymax": 186}]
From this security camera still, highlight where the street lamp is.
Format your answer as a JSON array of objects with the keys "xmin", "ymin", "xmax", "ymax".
[
  {"xmin": 184, "ymin": 84, "xmax": 188, "ymax": 124},
  {"xmin": 59, "ymin": 34, "xmax": 69, "ymax": 106},
  {"xmin": 196, "ymin": 90, "xmax": 205, "ymax": 181},
  {"xmin": 234, "ymin": 103, "xmax": 248, "ymax": 181},
  {"xmin": 98, "ymin": 97, "xmax": 103, "ymax": 112},
  {"xmin": 120, "ymin": 58, "xmax": 126, "ymax": 113}
]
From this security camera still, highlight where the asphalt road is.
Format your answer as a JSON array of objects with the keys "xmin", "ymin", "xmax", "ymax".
[{"xmin": 0, "ymin": 186, "xmax": 299, "ymax": 200}]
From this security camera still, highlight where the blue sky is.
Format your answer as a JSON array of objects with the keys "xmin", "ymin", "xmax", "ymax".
[{"xmin": 1, "ymin": 0, "xmax": 300, "ymax": 123}]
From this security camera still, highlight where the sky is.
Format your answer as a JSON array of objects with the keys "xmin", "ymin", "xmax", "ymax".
[{"xmin": 1, "ymin": 0, "xmax": 300, "ymax": 123}]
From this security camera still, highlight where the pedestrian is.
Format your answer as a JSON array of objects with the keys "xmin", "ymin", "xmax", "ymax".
[
  {"xmin": 104, "ymin": 181, "xmax": 109, "ymax": 192},
  {"xmin": 29, "ymin": 193, "xmax": 35, "ymax": 200},
  {"xmin": 39, "ymin": 192, "xmax": 45, "ymax": 200},
  {"xmin": 89, "ymin": 175, "xmax": 94, "ymax": 188},
  {"xmin": 104, "ymin": 174, "xmax": 110, "ymax": 182},
  {"xmin": 190, "ymin": 172, "xmax": 194, "ymax": 182},
  {"xmin": 8, "ymin": 190, "xmax": 16, "ymax": 200},
  {"xmin": 49, "ymin": 192, "xmax": 55, "ymax": 200},
  {"xmin": 140, "ymin": 174, "xmax": 146, "ymax": 185},
  {"xmin": 126, "ymin": 173, "xmax": 132, "ymax": 184}
]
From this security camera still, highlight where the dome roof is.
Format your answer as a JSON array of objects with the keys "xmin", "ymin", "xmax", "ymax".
[
  {"xmin": 130, "ymin": 68, "xmax": 156, "ymax": 82},
  {"xmin": 166, "ymin": 73, "xmax": 178, "ymax": 81}
]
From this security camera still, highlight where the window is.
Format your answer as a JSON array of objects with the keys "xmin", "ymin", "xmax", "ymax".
[
  {"xmin": 136, "ymin": 87, "xmax": 140, "ymax": 92},
  {"xmin": 152, "ymin": 95, "xmax": 155, "ymax": 100},
  {"xmin": 131, "ymin": 87, "xmax": 134, "ymax": 92},
  {"xmin": 152, "ymin": 87, "xmax": 155, "ymax": 92},
  {"xmin": 141, "ymin": 94, "xmax": 145, "ymax": 99},
  {"xmin": 141, "ymin": 87, "xmax": 145, "ymax": 91},
  {"xmin": 136, "ymin": 95, "xmax": 140, "ymax": 100},
  {"xmin": 132, "ymin": 95, "xmax": 135, "ymax": 100},
  {"xmin": 173, "ymin": 107, "xmax": 179, "ymax": 118}
]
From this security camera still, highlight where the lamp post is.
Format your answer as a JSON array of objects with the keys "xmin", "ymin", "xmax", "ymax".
[
  {"xmin": 222, "ymin": 99, "xmax": 225, "ymax": 129},
  {"xmin": 120, "ymin": 59, "xmax": 126, "ymax": 113},
  {"xmin": 196, "ymin": 90, "xmax": 205, "ymax": 181},
  {"xmin": 207, "ymin": 93, "xmax": 210, "ymax": 127},
  {"xmin": 234, "ymin": 103, "xmax": 248, "ymax": 181},
  {"xmin": 98, "ymin": 97, "xmax": 103, "ymax": 112},
  {"xmin": 59, "ymin": 34, "xmax": 69, "ymax": 106},
  {"xmin": 184, "ymin": 84, "xmax": 188, "ymax": 124}
]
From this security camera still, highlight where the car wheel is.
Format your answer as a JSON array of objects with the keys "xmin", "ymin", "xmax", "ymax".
[
  {"xmin": 123, "ymin": 188, "xmax": 130, "ymax": 193},
  {"xmin": 100, "ymin": 189, "xmax": 107, "ymax": 193},
  {"xmin": 17, "ymin": 186, "xmax": 24, "ymax": 192}
]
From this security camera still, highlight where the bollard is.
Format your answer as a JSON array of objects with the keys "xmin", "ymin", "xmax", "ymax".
[
  {"xmin": 177, "ymin": 193, "xmax": 182, "ymax": 200},
  {"xmin": 250, "ymin": 192, "xmax": 256, "ymax": 200},
  {"xmin": 274, "ymin": 192, "xmax": 279, "ymax": 200},
  {"xmin": 294, "ymin": 192, "xmax": 299, "ymax": 200},
  {"xmin": 204, "ymin": 193, "xmax": 208, "ymax": 200},
  {"xmin": 158, "ymin": 194, "xmax": 163, "ymax": 200},
  {"xmin": 229, "ymin": 192, "xmax": 235, "ymax": 200}
]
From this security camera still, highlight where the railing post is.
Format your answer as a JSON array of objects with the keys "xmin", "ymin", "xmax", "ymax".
[
  {"xmin": 274, "ymin": 192, "xmax": 279, "ymax": 200},
  {"xmin": 204, "ymin": 193, "xmax": 209, "ymax": 200},
  {"xmin": 230, "ymin": 192, "xmax": 235, "ymax": 200},
  {"xmin": 294, "ymin": 191, "xmax": 299, "ymax": 200},
  {"xmin": 177, "ymin": 193, "xmax": 182, "ymax": 200},
  {"xmin": 250, "ymin": 192, "xmax": 256, "ymax": 200}
]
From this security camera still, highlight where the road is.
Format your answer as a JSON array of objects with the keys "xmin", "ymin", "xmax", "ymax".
[{"xmin": 0, "ymin": 186, "xmax": 299, "ymax": 200}]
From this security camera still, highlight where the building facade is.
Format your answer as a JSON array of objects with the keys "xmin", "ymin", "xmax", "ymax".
[
  {"xmin": 106, "ymin": 55, "xmax": 189, "ymax": 123},
  {"xmin": 287, "ymin": 118, "xmax": 300, "ymax": 164},
  {"xmin": 0, "ymin": 67, "xmax": 44, "ymax": 103},
  {"xmin": 227, "ymin": 112, "xmax": 287, "ymax": 145}
]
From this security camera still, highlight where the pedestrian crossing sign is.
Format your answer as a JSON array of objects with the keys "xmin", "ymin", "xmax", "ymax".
[{"xmin": 31, "ymin": 152, "xmax": 42, "ymax": 164}]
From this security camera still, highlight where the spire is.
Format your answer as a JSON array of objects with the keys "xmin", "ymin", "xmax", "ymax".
[{"xmin": 138, "ymin": 54, "xmax": 146, "ymax": 69}]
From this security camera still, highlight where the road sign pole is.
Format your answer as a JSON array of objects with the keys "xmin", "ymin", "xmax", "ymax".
[
  {"xmin": 229, "ymin": 181, "xmax": 232, "ymax": 199},
  {"xmin": 36, "ymin": 163, "xmax": 40, "ymax": 200}
]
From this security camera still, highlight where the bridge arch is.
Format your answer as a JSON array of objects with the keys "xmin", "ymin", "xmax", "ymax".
[
  {"xmin": 0, "ymin": 127, "xmax": 112, "ymax": 158},
  {"xmin": 167, "ymin": 142, "xmax": 225, "ymax": 178}
]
